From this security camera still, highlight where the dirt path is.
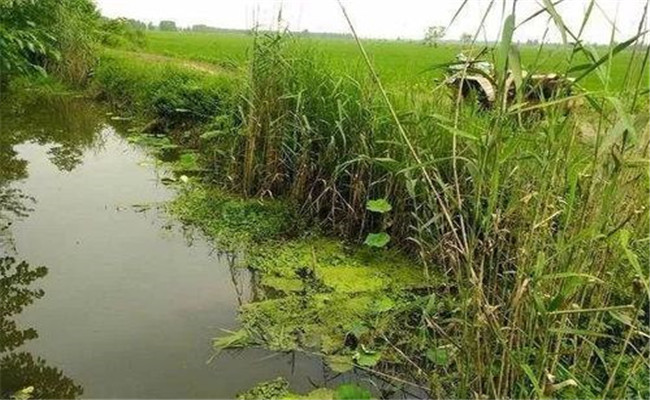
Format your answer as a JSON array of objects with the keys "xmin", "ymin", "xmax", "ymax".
[{"xmin": 115, "ymin": 50, "xmax": 234, "ymax": 75}]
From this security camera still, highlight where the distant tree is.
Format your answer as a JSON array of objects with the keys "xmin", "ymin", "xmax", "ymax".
[
  {"xmin": 424, "ymin": 26, "xmax": 445, "ymax": 47},
  {"xmin": 147, "ymin": 22, "xmax": 155, "ymax": 30},
  {"xmin": 460, "ymin": 32, "xmax": 472, "ymax": 45},
  {"xmin": 159, "ymin": 20, "xmax": 177, "ymax": 31}
]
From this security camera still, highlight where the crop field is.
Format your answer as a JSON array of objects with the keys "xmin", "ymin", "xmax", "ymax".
[{"xmin": 143, "ymin": 30, "xmax": 647, "ymax": 91}]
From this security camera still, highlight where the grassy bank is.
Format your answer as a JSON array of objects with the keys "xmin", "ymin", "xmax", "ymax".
[{"xmin": 93, "ymin": 49, "xmax": 241, "ymax": 130}]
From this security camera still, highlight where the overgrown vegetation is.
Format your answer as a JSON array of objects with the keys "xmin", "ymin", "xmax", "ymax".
[
  {"xmin": 4, "ymin": 0, "xmax": 649, "ymax": 398},
  {"xmin": 93, "ymin": 49, "xmax": 240, "ymax": 131},
  {"xmin": 0, "ymin": 0, "xmax": 100, "ymax": 89},
  {"xmin": 186, "ymin": 10, "xmax": 647, "ymax": 398}
]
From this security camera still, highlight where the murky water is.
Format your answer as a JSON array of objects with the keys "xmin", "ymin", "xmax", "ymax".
[{"xmin": 0, "ymin": 97, "xmax": 345, "ymax": 398}]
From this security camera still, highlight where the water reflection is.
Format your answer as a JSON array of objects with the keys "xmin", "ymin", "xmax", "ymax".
[
  {"xmin": 0, "ymin": 257, "xmax": 84, "ymax": 399},
  {"xmin": 0, "ymin": 97, "xmax": 108, "ymax": 253},
  {"xmin": 0, "ymin": 96, "xmax": 107, "ymax": 173},
  {"xmin": 0, "ymin": 98, "xmax": 107, "ymax": 398}
]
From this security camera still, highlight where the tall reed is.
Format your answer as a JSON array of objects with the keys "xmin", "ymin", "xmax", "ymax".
[{"xmin": 202, "ymin": 2, "xmax": 650, "ymax": 397}]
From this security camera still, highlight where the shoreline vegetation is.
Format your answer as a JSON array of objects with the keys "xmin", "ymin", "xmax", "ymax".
[{"xmin": 2, "ymin": 0, "xmax": 649, "ymax": 398}]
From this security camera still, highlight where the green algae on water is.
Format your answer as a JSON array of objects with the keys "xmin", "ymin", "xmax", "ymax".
[
  {"xmin": 236, "ymin": 377, "xmax": 372, "ymax": 400},
  {"xmin": 168, "ymin": 184, "xmax": 298, "ymax": 250},
  {"xmin": 224, "ymin": 236, "xmax": 440, "ymax": 371}
]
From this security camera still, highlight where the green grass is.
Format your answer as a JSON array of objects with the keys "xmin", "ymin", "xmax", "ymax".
[
  {"xmin": 142, "ymin": 30, "xmax": 648, "ymax": 91},
  {"xmin": 93, "ymin": 48, "xmax": 241, "ymax": 126}
]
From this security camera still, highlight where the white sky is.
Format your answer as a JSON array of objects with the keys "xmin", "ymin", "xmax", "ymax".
[{"xmin": 95, "ymin": 0, "xmax": 649, "ymax": 44}]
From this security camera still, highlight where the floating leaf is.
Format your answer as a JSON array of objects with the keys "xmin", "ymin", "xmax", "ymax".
[
  {"xmin": 12, "ymin": 386, "xmax": 34, "ymax": 400},
  {"xmin": 364, "ymin": 232, "xmax": 390, "ymax": 248},
  {"xmin": 366, "ymin": 198, "xmax": 392, "ymax": 213}
]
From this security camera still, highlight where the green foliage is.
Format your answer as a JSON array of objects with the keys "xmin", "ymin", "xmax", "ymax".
[
  {"xmin": 215, "ymin": 236, "xmax": 436, "ymax": 368},
  {"xmin": 212, "ymin": 329, "xmax": 251, "ymax": 354},
  {"xmin": 98, "ymin": 17, "xmax": 146, "ymax": 50},
  {"xmin": 0, "ymin": 0, "xmax": 100, "ymax": 88},
  {"xmin": 363, "ymin": 233, "xmax": 390, "ymax": 248},
  {"xmin": 93, "ymin": 49, "xmax": 240, "ymax": 127},
  {"xmin": 365, "ymin": 199, "xmax": 392, "ymax": 213},
  {"xmin": 159, "ymin": 20, "xmax": 177, "ymax": 32},
  {"xmin": 425, "ymin": 347, "xmax": 450, "ymax": 366},
  {"xmin": 260, "ymin": 275, "xmax": 304, "ymax": 293}
]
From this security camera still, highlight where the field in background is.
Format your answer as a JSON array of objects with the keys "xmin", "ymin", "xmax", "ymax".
[{"xmin": 143, "ymin": 30, "xmax": 647, "ymax": 91}]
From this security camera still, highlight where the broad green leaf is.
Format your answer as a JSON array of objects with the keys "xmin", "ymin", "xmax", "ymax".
[
  {"xmin": 372, "ymin": 296, "xmax": 395, "ymax": 313},
  {"xmin": 364, "ymin": 232, "xmax": 390, "ymax": 248},
  {"xmin": 366, "ymin": 198, "xmax": 392, "ymax": 213},
  {"xmin": 349, "ymin": 321, "xmax": 369, "ymax": 338},
  {"xmin": 426, "ymin": 347, "xmax": 449, "ymax": 366}
]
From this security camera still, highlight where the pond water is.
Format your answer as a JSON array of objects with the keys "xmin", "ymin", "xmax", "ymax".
[{"xmin": 0, "ymin": 97, "xmax": 348, "ymax": 398}]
